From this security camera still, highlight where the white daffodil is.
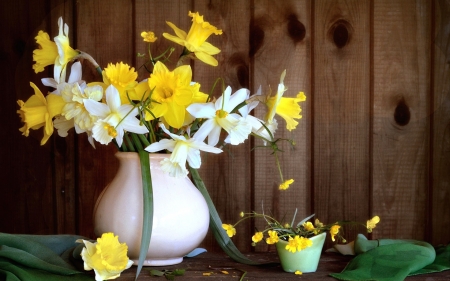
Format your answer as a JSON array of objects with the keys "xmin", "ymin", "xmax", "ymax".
[
  {"xmin": 84, "ymin": 85, "xmax": 149, "ymax": 147},
  {"xmin": 186, "ymin": 86, "xmax": 252, "ymax": 146},
  {"xmin": 145, "ymin": 123, "xmax": 222, "ymax": 178},
  {"xmin": 61, "ymin": 82, "xmax": 103, "ymax": 133},
  {"xmin": 41, "ymin": 61, "xmax": 83, "ymax": 95},
  {"xmin": 242, "ymin": 86, "xmax": 278, "ymax": 145},
  {"xmin": 53, "ymin": 17, "xmax": 79, "ymax": 84}
]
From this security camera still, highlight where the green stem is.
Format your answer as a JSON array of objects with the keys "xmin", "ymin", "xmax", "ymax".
[
  {"xmin": 188, "ymin": 166, "xmax": 270, "ymax": 265},
  {"xmin": 135, "ymin": 150, "xmax": 153, "ymax": 280}
]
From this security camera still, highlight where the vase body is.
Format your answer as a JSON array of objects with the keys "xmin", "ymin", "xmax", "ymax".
[
  {"xmin": 275, "ymin": 232, "xmax": 326, "ymax": 273},
  {"xmin": 93, "ymin": 152, "xmax": 210, "ymax": 266}
]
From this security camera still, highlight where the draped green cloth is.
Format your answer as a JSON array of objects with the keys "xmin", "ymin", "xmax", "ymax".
[
  {"xmin": 0, "ymin": 233, "xmax": 93, "ymax": 281},
  {"xmin": 330, "ymin": 234, "xmax": 450, "ymax": 281}
]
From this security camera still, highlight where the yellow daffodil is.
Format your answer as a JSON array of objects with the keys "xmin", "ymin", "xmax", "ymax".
[
  {"xmin": 163, "ymin": 11, "xmax": 223, "ymax": 66},
  {"xmin": 279, "ymin": 179, "xmax": 294, "ymax": 190},
  {"xmin": 32, "ymin": 31, "xmax": 58, "ymax": 73},
  {"xmin": 84, "ymin": 85, "xmax": 148, "ymax": 147},
  {"xmin": 252, "ymin": 232, "xmax": 264, "ymax": 243},
  {"xmin": 265, "ymin": 230, "xmax": 279, "ymax": 244},
  {"xmin": 102, "ymin": 62, "xmax": 138, "ymax": 104},
  {"xmin": 141, "ymin": 31, "xmax": 158, "ymax": 42},
  {"xmin": 17, "ymin": 82, "xmax": 65, "ymax": 145},
  {"xmin": 222, "ymin": 224, "xmax": 236, "ymax": 237},
  {"xmin": 265, "ymin": 70, "xmax": 306, "ymax": 131},
  {"xmin": 145, "ymin": 123, "xmax": 222, "ymax": 177},
  {"xmin": 330, "ymin": 224, "xmax": 341, "ymax": 242},
  {"xmin": 295, "ymin": 270, "xmax": 303, "ymax": 275},
  {"xmin": 187, "ymin": 86, "xmax": 252, "ymax": 146},
  {"xmin": 147, "ymin": 61, "xmax": 200, "ymax": 129},
  {"xmin": 367, "ymin": 215, "xmax": 380, "ymax": 233},
  {"xmin": 78, "ymin": 232, "xmax": 133, "ymax": 281}
]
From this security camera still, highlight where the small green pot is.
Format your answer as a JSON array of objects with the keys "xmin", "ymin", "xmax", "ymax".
[{"xmin": 275, "ymin": 232, "xmax": 326, "ymax": 273}]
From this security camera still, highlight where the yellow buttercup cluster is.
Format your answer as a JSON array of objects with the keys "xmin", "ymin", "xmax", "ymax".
[{"xmin": 225, "ymin": 211, "xmax": 381, "ymax": 255}]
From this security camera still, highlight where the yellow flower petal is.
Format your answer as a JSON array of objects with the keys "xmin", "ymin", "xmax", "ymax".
[
  {"xmin": 141, "ymin": 31, "xmax": 157, "ymax": 42},
  {"xmin": 79, "ymin": 232, "xmax": 133, "ymax": 281},
  {"xmin": 162, "ymin": 11, "xmax": 222, "ymax": 66},
  {"xmin": 32, "ymin": 31, "xmax": 58, "ymax": 73},
  {"xmin": 252, "ymin": 232, "xmax": 264, "ymax": 243},
  {"xmin": 279, "ymin": 179, "xmax": 294, "ymax": 190},
  {"xmin": 222, "ymin": 224, "xmax": 236, "ymax": 237},
  {"xmin": 367, "ymin": 215, "xmax": 380, "ymax": 233}
]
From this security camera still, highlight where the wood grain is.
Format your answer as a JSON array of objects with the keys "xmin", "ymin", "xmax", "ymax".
[
  {"xmin": 75, "ymin": 0, "xmax": 134, "ymax": 238},
  {"xmin": 432, "ymin": 0, "xmax": 450, "ymax": 245},
  {"xmin": 372, "ymin": 0, "xmax": 431, "ymax": 240},
  {"xmin": 0, "ymin": 0, "xmax": 449, "ymax": 249},
  {"xmin": 192, "ymin": 0, "xmax": 253, "ymax": 252},
  {"xmin": 313, "ymin": 0, "xmax": 371, "ymax": 247},
  {"xmin": 252, "ymin": 0, "xmax": 312, "ymax": 252}
]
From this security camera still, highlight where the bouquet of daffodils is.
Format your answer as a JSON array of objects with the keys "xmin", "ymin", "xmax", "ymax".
[
  {"xmin": 17, "ymin": 11, "xmax": 306, "ymax": 279},
  {"xmin": 224, "ymin": 211, "xmax": 381, "ymax": 252}
]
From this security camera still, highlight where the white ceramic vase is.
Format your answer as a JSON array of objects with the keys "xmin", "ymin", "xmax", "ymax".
[
  {"xmin": 93, "ymin": 152, "xmax": 210, "ymax": 266},
  {"xmin": 275, "ymin": 232, "xmax": 326, "ymax": 273}
]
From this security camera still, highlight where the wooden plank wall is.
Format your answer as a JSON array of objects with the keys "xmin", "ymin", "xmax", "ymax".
[{"xmin": 1, "ymin": 0, "xmax": 449, "ymax": 252}]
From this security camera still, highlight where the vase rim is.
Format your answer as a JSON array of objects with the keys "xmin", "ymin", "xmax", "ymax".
[
  {"xmin": 276, "ymin": 231, "xmax": 327, "ymax": 245},
  {"xmin": 115, "ymin": 151, "xmax": 171, "ymax": 159}
]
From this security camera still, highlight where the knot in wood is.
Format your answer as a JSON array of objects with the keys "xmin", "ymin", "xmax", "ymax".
[
  {"xmin": 287, "ymin": 14, "xmax": 306, "ymax": 43},
  {"xmin": 329, "ymin": 19, "xmax": 352, "ymax": 48}
]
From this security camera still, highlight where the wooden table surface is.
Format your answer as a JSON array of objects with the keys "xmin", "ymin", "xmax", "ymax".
[{"xmin": 115, "ymin": 251, "xmax": 450, "ymax": 280}]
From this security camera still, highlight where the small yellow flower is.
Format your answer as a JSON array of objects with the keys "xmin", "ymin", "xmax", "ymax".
[
  {"xmin": 303, "ymin": 221, "xmax": 315, "ymax": 231},
  {"xmin": 252, "ymin": 232, "xmax": 264, "ymax": 243},
  {"xmin": 240, "ymin": 212, "xmax": 244, "ymax": 217},
  {"xmin": 314, "ymin": 218, "xmax": 324, "ymax": 228},
  {"xmin": 78, "ymin": 232, "xmax": 133, "ymax": 281},
  {"xmin": 222, "ymin": 224, "xmax": 236, "ymax": 237},
  {"xmin": 286, "ymin": 235, "xmax": 312, "ymax": 253},
  {"xmin": 265, "ymin": 230, "xmax": 279, "ymax": 244},
  {"xmin": 163, "ymin": 11, "xmax": 223, "ymax": 66},
  {"xmin": 366, "ymin": 215, "xmax": 380, "ymax": 233},
  {"xmin": 295, "ymin": 270, "xmax": 303, "ymax": 275},
  {"xmin": 141, "ymin": 31, "xmax": 157, "ymax": 42},
  {"xmin": 279, "ymin": 179, "xmax": 294, "ymax": 190},
  {"xmin": 330, "ymin": 224, "xmax": 341, "ymax": 242}
]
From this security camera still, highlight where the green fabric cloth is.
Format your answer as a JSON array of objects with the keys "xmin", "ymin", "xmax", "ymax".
[
  {"xmin": 0, "ymin": 232, "xmax": 93, "ymax": 281},
  {"xmin": 330, "ymin": 234, "xmax": 450, "ymax": 281}
]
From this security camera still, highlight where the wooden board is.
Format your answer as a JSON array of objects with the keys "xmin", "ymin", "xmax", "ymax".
[
  {"xmin": 432, "ymin": 0, "xmax": 450, "ymax": 245},
  {"xmin": 252, "ymin": 0, "xmax": 312, "ymax": 252},
  {"xmin": 372, "ymin": 0, "xmax": 430, "ymax": 240},
  {"xmin": 313, "ymin": 0, "xmax": 371, "ymax": 247},
  {"xmin": 75, "ymin": 0, "xmax": 134, "ymax": 237}
]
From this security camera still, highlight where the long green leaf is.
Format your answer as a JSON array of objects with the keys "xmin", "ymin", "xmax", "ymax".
[
  {"xmin": 135, "ymin": 150, "xmax": 153, "ymax": 280},
  {"xmin": 188, "ymin": 166, "xmax": 270, "ymax": 265}
]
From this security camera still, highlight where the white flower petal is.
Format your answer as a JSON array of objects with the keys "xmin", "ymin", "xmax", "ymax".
[
  {"xmin": 226, "ymin": 88, "xmax": 249, "ymax": 112},
  {"xmin": 105, "ymin": 85, "xmax": 121, "ymax": 111},
  {"xmin": 68, "ymin": 61, "xmax": 82, "ymax": 83},
  {"xmin": 186, "ymin": 102, "xmax": 216, "ymax": 119},
  {"xmin": 186, "ymin": 149, "xmax": 201, "ymax": 168},
  {"xmin": 145, "ymin": 139, "xmax": 175, "ymax": 153},
  {"xmin": 84, "ymin": 99, "xmax": 110, "ymax": 118}
]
